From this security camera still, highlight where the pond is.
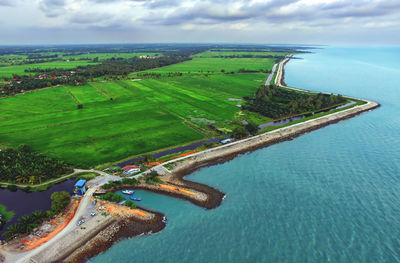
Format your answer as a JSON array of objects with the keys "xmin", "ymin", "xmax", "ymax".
[{"xmin": 0, "ymin": 179, "xmax": 76, "ymax": 238}]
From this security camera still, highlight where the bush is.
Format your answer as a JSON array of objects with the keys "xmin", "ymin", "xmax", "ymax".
[
  {"xmin": 50, "ymin": 191, "xmax": 71, "ymax": 214},
  {"xmin": 231, "ymin": 126, "xmax": 248, "ymax": 139},
  {"xmin": 125, "ymin": 200, "xmax": 136, "ymax": 209},
  {"xmin": 245, "ymin": 122, "xmax": 259, "ymax": 135},
  {"xmin": 100, "ymin": 192, "xmax": 125, "ymax": 203},
  {"xmin": 2, "ymin": 210, "xmax": 48, "ymax": 241},
  {"xmin": 121, "ymin": 178, "xmax": 139, "ymax": 186},
  {"xmin": 144, "ymin": 171, "xmax": 163, "ymax": 185}
]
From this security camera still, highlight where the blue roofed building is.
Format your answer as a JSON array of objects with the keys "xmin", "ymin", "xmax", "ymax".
[{"xmin": 74, "ymin": 179, "xmax": 87, "ymax": 196}]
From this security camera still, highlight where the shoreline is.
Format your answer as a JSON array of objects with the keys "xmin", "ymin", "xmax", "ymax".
[
  {"xmin": 160, "ymin": 55, "xmax": 380, "ymax": 184},
  {"xmin": 61, "ymin": 208, "xmax": 165, "ymax": 263},
  {"xmin": 1, "ymin": 55, "xmax": 380, "ymax": 263}
]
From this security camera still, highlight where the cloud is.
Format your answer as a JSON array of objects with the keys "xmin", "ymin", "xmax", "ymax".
[
  {"xmin": 1, "ymin": 0, "xmax": 400, "ymax": 45},
  {"xmin": 0, "ymin": 0, "xmax": 13, "ymax": 6},
  {"xmin": 39, "ymin": 0, "xmax": 67, "ymax": 17}
]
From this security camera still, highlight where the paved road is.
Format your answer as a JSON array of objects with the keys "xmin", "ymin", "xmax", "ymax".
[
  {"xmin": 265, "ymin": 63, "xmax": 277, "ymax": 85},
  {"xmin": 4, "ymin": 171, "xmax": 119, "ymax": 263}
]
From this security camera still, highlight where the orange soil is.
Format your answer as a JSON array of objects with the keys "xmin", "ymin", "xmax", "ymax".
[
  {"xmin": 173, "ymin": 150, "xmax": 198, "ymax": 159},
  {"xmin": 132, "ymin": 209, "xmax": 147, "ymax": 217},
  {"xmin": 23, "ymin": 200, "xmax": 81, "ymax": 251},
  {"xmin": 146, "ymin": 161, "xmax": 162, "ymax": 168},
  {"xmin": 159, "ymin": 184, "xmax": 194, "ymax": 195},
  {"xmin": 104, "ymin": 203, "xmax": 147, "ymax": 217}
]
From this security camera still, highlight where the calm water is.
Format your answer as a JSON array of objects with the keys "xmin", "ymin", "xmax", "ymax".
[
  {"xmin": 0, "ymin": 179, "xmax": 76, "ymax": 237},
  {"xmin": 90, "ymin": 46, "xmax": 400, "ymax": 263}
]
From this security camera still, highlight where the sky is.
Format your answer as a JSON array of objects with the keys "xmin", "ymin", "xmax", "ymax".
[{"xmin": 0, "ymin": 0, "xmax": 399, "ymax": 45}]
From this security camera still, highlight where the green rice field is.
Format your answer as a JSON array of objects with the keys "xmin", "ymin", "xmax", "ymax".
[
  {"xmin": 0, "ymin": 73, "xmax": 269, "ymax": 167},
  {"xmin": 0, "ymin": 50, "xmax": 278, "ymax": 167},
  {"xmin": 132, "ymin": 57, "xmax": 275, "ymax": 76},
  {"xmin": 0, "ymin": 60, "xmax": 98, "ymax": 79},
  {"xmin": 194, "ymin": 50, "xmax": 290, "ymax": 58}
]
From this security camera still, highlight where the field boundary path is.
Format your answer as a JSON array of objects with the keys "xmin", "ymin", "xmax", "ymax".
[
  {"xmin": 64, "ymin": 87, "xmax": 80, "ymax": 105},
  {"xmin": 0, "ymin": 169, "xmax": 104, "ymax": 188}
]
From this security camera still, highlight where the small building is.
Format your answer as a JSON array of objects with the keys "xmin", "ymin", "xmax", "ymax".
[
  {"xmin": 122, "ymin": 165, "xmax": 141, "ymax": 175},
  {"xmin": 221, "ymin": 138, "xmax": 234, "ymax": 144},
  {"xmin": 74, "ymin": 179, "xmax": 87, "ymax": 196}
]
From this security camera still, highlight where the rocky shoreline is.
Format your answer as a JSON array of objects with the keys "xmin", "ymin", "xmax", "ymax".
[
  {"xmin": 62, "ymin": 209, "xmax": 165, "ymax": 263},
  {"xmin": 6, "ymin": 55, "xmax": 380, "ymax": 263}
]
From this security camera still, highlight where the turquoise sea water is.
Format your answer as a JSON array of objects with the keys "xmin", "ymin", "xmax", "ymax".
[{"xmin": 91, "ymin": 47, "xmax": 400, "ymax": 263}]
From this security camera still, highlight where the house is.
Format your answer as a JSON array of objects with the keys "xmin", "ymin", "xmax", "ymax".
[
  {"xmin": 74, "ymin": 179, "xmax": 87, "ymax": 196},
  {"xmin": 122, "ymin": 165, "xmax": 141, "ymax": 175}
]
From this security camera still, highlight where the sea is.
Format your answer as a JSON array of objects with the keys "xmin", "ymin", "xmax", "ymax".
[{"xmin": 90, "ymin": 46, "xmax": 400, "ymax": 263}]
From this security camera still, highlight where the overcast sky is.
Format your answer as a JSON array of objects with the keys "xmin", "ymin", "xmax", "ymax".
[{"xmin": 0, "ymin": 0, "xmax": 399, "ymax": 45}]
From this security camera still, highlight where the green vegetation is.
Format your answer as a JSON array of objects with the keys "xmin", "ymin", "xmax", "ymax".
[
  {"xmin": 99, "ymin": 192, "xmax": 125, "ymax": 203},
  {"xmin": 101, "ymin": 178, "xmax": 139, "ymax": 190},
  {"xmin": 136, "ymin": 57, "xmax": 275, "ymax": 76},
  {"xmin": 243, "ymin": 85, "xmax": 347, "ymax": 119},
  {"xmin": 0, "ymin": 204, "xmax": 14, "ymax": 229},
  {"xmin": 2, "ymin": 191, "xmax": 71, "ymax": 241},
  {"xmin": 194, "ymin": 50, "xmax": 290, "ymax": 58},
  {"xmin": 0, "ymin": 72, "xmax": 267, "ymax": 167},
  {"xmin": 144, "ymin": 171, "xmax": 163, "ymax": 185},
  {"xmin": 2, "ymin": 210, "xmax": 48, "ymax": 241},
  {"xmin": 1, "ymin": 44, "xmax": 354, "ymax": 170},
  {"xmin": 0, "ymin": 60, "xmax": 98, "ymax": 79},
  {"xmin": 99, "ymin": 193, "xmax": 136, "ymax": 209},
  {"xmin": 0, "ymin": 145, "xmax": 72, "ymax": 184},
  {"xmin": 75, "ymin": 172, "xmax": 99, "ymax": 180},
  {"xmin": 124, "ymin": 200, "xmax": 136, "ymax": 209},
  {"xmin": 50, "ymin": 191, "xmax": 71, "ymax": 214}
]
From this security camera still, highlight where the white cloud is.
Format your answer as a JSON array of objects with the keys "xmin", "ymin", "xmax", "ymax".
[{"xmin": 0, "ymin": 0, "xmax": 399, "ymax": 44}]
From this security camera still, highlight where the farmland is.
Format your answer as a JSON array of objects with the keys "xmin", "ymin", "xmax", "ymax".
[
  {"xmin": 133, "ymin": 57, "xmax": 276, "ymax": 76},
  {"xmin": 0, "ymin": 53, "xmax": 160, "ymax": 80},
  {"xmin": 0, "ymin": 60, "xmax": 99, "ymax": 79},
  {"xmin": 194, "ymin": 50, "xmax": 290, "ymax": 58},
  {"xmin": 0, "ymin": 45, "xmax": 303, "ymax": 168},
  {"xmin": 0, "ymin": 72, "xmax": 270, "ymax": 167}
]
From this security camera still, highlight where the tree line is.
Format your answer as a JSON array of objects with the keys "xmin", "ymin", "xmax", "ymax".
[{"xmin": 242, "ymin": 85, "xmax": 347, "ymax": 119}]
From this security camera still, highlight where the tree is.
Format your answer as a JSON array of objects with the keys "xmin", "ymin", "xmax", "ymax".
[
  {"xmin": 245, "ymin": 122, "xmax": 259, "ymax": 135},
  {"xmin": 144, "ymin": 154, "xmax": 154, "ymax": 163},
  {"xmin": 231, "ymin": 126, "xmax": 248, "ymax": 139},
  {"xmin": 50, "ymin": 191, "xmax": 71, "ymax": 213}
]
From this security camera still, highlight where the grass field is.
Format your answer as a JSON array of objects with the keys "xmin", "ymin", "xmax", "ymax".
[
  {"xmin": 0, "ymin": 52, "xmax": 158, "ymax": 79},
  {"xmin": 194, "ymin": 51, "xmax": 290, "ymax": 58},
  {"xmin": 130, "ymin": 57, "xmax": 275, "ymax": 76},
  {"xmin": 61, "ymin": 52, "xmax": 158, "ymax": 60},
  {"xmin": 0, "ymin": 71, "xmax": 269, "ymax": 167},
  {"xmin": 0, "ymin": 50, "xmax": 279, "ymax": 167},
  {"xmin": 0, "ymin": 60, "xmax": 98, "ymax": 79}
]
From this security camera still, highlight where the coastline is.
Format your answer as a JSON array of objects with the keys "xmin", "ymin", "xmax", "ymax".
[
  {"xmin": 2, "ymin": 55, "xmax": 380, "ymax": 263},
  {"xmin": 61, "ymin": 208, "xmax": 165, "ymax": 263},
  {"xmin": 161, "ymin": 55, "xmax": 380, "ymax": 183}
]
